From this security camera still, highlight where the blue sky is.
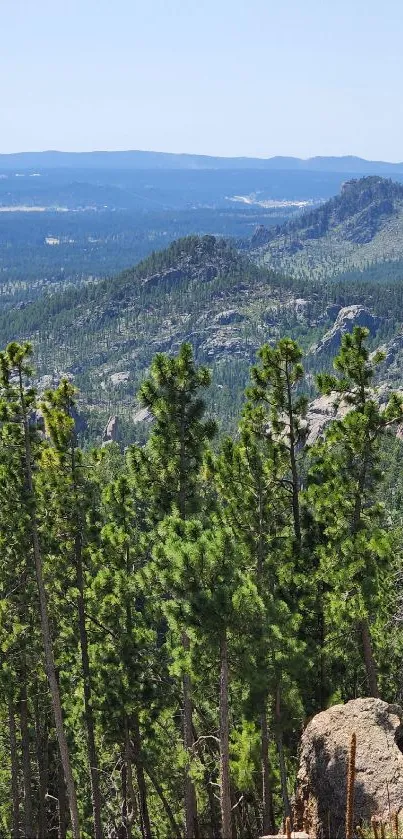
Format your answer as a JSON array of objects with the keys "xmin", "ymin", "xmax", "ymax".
[{"xmin": 2, "ymin": 0, "xmax": 403, "ymax": 160}]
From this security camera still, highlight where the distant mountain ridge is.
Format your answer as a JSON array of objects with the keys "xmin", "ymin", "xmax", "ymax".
[{"xmin": 2, "ymin": 149, "xmax": 403, "ymax": 173}]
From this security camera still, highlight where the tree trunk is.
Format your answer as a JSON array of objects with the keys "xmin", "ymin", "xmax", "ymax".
[
  {"xmin": 219, "ymin": 630, "xmax": 232, "ymax": 839},
  {"xmin": 275, "ymin": 686, "xmax": 291, "ymax": 821},
  {"xmin": 130, "ymin": 714, "xmax": 152, "ymax": 839},
  {"xmin": 8, "ymin": 697, "xmax": 20, "ymax": 839},
  {"xmin": 123, "ymin": 718, "xmax": 138, "ymax": 834},
  {"xmin": 260, "ymin": 710, "xmax": 275, "ymax": 835},
  {"xmin": 121, "ymin": 756, "xmax": 132, "ymax": 839},
  {"xmin": 144, "ymin": 765, "xmax": 182, "ymax": 839},
  {"xmin": 35, "ymin": 698, "xmax": 49, "ymax": 839},
  {"xmin": 182, "ymin": 631, "xmax": 199, "ymax": 839},
  {"xmin": 19, "ymin": 681, "xmax": 33, "ymax": 839},
  {"xmin": 359, "ymin": 618, "xmax": 379, "ymax": 697},
  {"xmin": 286, "ymin": 370, "xmax": 301, "ymax": 547},
  {"xmin": 192, "ymin": 719, "xmax": 221, "ymax": 839},
  {"xmin": 75, "ymin": 531, "xmax": 103, "ymax": 839},
  {"xmin": 125, "ymin": 738, "xmax": 138, "ymax": 832},
  {"xmin": 58, "ymin": 760, "xmax": 68, "ymax": 839},
  {"xmin": 352, "ymin": 458, "xmax": 380, "ymax": 697},
  {"xmin": 19, "ymin": 376, "xmax": 81, "ymax": 839}
]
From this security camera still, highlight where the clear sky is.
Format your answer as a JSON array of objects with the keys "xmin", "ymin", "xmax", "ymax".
[{"xmin": 2, "ymin": 0, "xmax": 403, "ymax": 160}]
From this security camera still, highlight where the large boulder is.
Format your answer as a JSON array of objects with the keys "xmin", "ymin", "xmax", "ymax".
[{"xmin": 293, "ymin": 698, "xmax": 403, "ymax": 837}]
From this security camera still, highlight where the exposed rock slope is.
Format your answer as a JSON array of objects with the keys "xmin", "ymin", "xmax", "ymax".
[{"xmin": 309, "ymin": 305, "xmax": 381, "ymax": 356}]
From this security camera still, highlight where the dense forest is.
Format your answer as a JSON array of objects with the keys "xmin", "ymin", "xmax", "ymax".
[
  {"xmin": 1, "ymin": 326, "xmax": 403, "ymax": 838},
  {"xmin": 0, "ymin": 207, "xmax": 286, "ymax": 305}
]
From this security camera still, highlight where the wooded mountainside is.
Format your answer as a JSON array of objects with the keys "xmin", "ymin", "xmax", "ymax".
[
  {"xmin": 3, "ymin": 177, "xmax": 403, "ymax": 448},
  {"xmin": 1, "ymin": 328, "xmax": 403, "ymax": 838}
]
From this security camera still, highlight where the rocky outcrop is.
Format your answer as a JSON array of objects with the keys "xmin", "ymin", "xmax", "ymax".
[
  {"xmin": 201, "ymin": 334, "xmax": 254, "ymax": 359},
  {"xmin": 102, "ymin": 415, "xmax": 119, "ymax": 445},
  {"xmin": 304, "ymin": 385, "xmax": 403, "ymax": 446},
  {"xmin": 310, "ymin": 305, "xmax": 381, "ymax": 356},
  {"xmin": 293, "ymin": 698, "xmax": 403, "ymax": 837},
  {"xmin": 110, "ymin": 371, "xmax": 130, "ymax": 385},
  {"xmin": 372, "ymin": 334, "xmax": 403, "ymax": 369},
  {"xmin": 304, "ymin": 393, "xmax": 347, "ymax": 445},
  {"xmin": 318, "ymin": 303, "xmax": 342, "ymax": 323},
  {"xmin": 214, "ymin": 309, "xmax": 245, "ymax": 325},
  {"xmin": 132, "ymin": 407, "xmax": 152, "ymax": 424}
]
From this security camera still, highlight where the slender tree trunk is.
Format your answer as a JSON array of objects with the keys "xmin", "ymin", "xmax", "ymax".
[
  {"xmin": 123, "ymin": 719, "xmax": 138, "ymax": 835},
  {"xmin": 197, "ymin": 747, "xmax": 220, "ymax": 838},
  {"xmin": 182, "ymin": 632, "xmax": 199, "ymax": 839},
  {"xmin": 359, "ymin": 618, "xmax": 379, "ymax": 697},
  {"xmin": 256, "ymin": 498, "xmax": 275, "ymax": 837},
  {"xmin": 144, "ymin": 765, "xmax": 182, "ymax": 839},
  {"xmin": 35, "ymin": 699, "xmax": 49, "ymax": 839},
  {"xmin": 220, "ymin": 630, "xmax": 232, "ymax": 839},
  {"xmin": 260, "ymin": 710, "xmax": 275, "ymax": 835},
  {"xmin": 192, "ymin": 720, "xmax": 221, "ymax": 839},
  {"xmin": 19, "ymin": 681, "xmax": 33, "ymax": 839},
  {"xmin": 206, "ymin": 772, "xmax": 221, "ymax": 839},
  {"xmin": 131, "ymin": 714, "xmax": 152, "ymax": 839},
  {"xmin": 286, "ymin": 371, "xmax": 301, "ymax": 547},
  {"xmin": 275, "ymin": 686, "xmax": 291, "ymax": 821},
  {"xmin": 58, "ymin": 760, "xmax": 68, "ymax": 839},
  {"xmin": 230, "ymin": 785, "xmax": 240, "ymax": 839},
  {"xmin": 8, "ymin": 697, "xmax": 20, "ymax": 839},
  {"xmin": 75, "ymin": 531, "xmax": 103, "ymax": 839},
  {"xmin": 353, "ymin": 459, "xmax": 379, "ymax": 698},
  {"xmin": 121, "ymin": 756, "xmax": 132, "ymax": 839},
  {"xmin": 19, "ymin": 377, "xmax": 81, "ymax": 838}
]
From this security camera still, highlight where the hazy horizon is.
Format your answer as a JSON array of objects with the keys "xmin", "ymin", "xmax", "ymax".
[
  {"xmin": 1, "ymin": 148, "xmax": 403, "ymax": 164},
  {"xmin": 3, "ymin": 0, "xmax": 403, "ymax": 160}
]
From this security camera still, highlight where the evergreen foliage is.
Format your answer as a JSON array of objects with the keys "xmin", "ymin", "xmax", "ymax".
[{"xmin": 0, "ymin": 333, "xmax": 402, "ymax": 837}]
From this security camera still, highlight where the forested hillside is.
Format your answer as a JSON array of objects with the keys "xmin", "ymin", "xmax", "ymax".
[
  {"xmin": 0, "ymin": 236, "xmax": 321, "ymax": 439},
  {"xmin": 1, "ymin": 330, "xmax": 403, "ymax": 838},
  {"xmin": 252, "ymin": 176, "xmax": 403, "ymax": 281},
  {"xmin": 1, "ymin": 220, "xmax": 403, "ymax": 443}
]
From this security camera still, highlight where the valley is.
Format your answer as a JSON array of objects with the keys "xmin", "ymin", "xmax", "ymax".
[{"xmin": 2, "ymin": 155, "xmax": 403, "ymax": 837}]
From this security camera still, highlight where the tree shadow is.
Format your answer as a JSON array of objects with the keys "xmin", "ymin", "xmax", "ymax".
[{"xmin": 305, "ymin": 735, "xmax": 381, "ymax": 839}]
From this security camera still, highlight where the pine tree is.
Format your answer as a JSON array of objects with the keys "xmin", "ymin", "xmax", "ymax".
[
  {"xmin": 208, "ymin": 365, "xmax": 304, "ymax": 830},
  {"xmin": 248, "ymin": 338, "xmax": 307, "ymax": 547},
  {"xmin": 308, "ymin": 326, "xmax": 403, "ymax": 697},
  {"xmin": 134, "ymin": 342, "xmax": 216, "ymax": 839},
  {"xmin": 96, "ymin": 471, "xmax": 155, "ymax": 839},
  {"xmin": 155, "ymin": 517, "xmax": 260, "ymax": 839},
  {"xmin": 41, "ymin": 378, "xmax": 103, "ymax": 838},
  {"xmin": 0, "ymin": 342, "xmax": 81, "ymax": 837}
]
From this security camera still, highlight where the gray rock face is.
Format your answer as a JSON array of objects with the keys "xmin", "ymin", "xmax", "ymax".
[
  {"xmin": 102, "ymin": 415, "xmax": 119, "ymax": 445},
  {"xmin": 293, "ymin": 698, "xmax": 403, "ymax": 837},
  {"xmin": 132, "ymin": 406, "xmax": 152, "ymax": 424},
  {"xmin": 304, "ymin": 393, "xmax": 348, "ymax": 445},
  {"xmin": 214, "ymin": 309, "xmax": 245, "ymax": 325},
  {"xmin": 311, "ymin": 305, "xmax": 381, "ymax": 356},
  {"xmin": 374, "ymin": 334, "xmax": 403, "ymax": 369}
]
